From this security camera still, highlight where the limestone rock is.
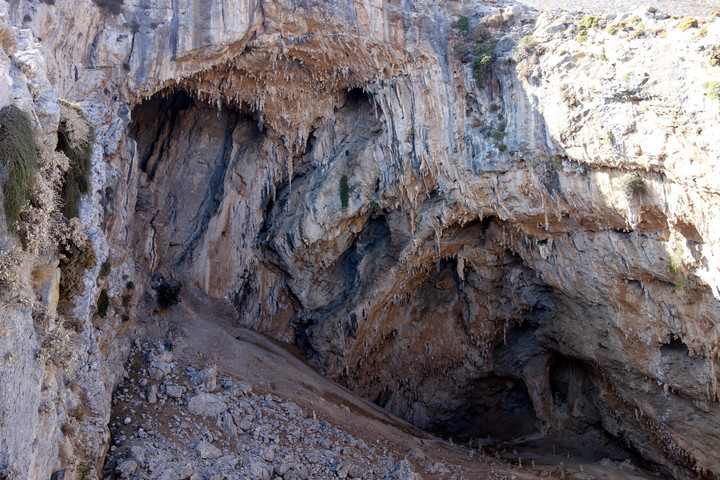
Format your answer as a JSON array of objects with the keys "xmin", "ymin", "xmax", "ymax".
[
  {"xmin": 115, "ymin": 460, "xmax": 137, "ymax": 477},
  {"xmin": 186, "ymin": 393, "xmax": 228, "ymax": 417},
  {"xmin": 147, "ymin": 385, "xmax": 158, "ymax": 404},
  {"xmin": 191, "ymin": 366, "xmax": 217, "ymax": 392},
  {"xmin": 2, "ymin": 0, "xmax": 720, "ymax": 478},
  {"xmin": 195, "ymin": 441, "xmax": 222, "ymax": 460},
  {"xmin": 164, "ymin": 384, "xmax": 184, "ymax": 399}
]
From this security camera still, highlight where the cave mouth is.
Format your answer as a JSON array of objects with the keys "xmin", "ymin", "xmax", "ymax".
[
  {"xmin": 127, "ymin": 88, "xmax": 268, "ymax": 281},
  {"xmin": 129, "ymin": 89, "xmax": 263, "ymax": 180},
  {"xmin": 426, "ymin": 350, "xmax": 659, "ymax": 471},
  {"xmin": 123, "ymin": 88, "xmax": 666, "ymax": 478},
  {"xmin": 433, "ymin": 375, "xmax": 540, "ymax": 443},
  {"xmin": 326, "ymin": 232, "xmax": 665, "ymax": 474}
]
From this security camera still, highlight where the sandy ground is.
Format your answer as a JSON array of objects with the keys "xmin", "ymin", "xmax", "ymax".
[{"xmin": 121, "ymin": 284, "xmax": 663, "ymax": 479}]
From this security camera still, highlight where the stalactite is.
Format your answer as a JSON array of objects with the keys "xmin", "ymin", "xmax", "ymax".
[
  {"xmin": 456, "ymin": 250, "xmax": 465, "ymax": 287},
  {"xmin": 434, "ymin": 227, "xmax": 441, "ymax": 273}
]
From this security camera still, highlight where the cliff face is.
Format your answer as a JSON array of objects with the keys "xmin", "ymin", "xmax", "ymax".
[
  {"xmin": 2, "ymin": 0, "xmax": 720, "ymax": 478},
  {"xmin": 0, "ymin": 4, "xmax": 132, "ymax": 478}
]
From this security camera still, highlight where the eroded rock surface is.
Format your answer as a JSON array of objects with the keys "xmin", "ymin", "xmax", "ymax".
[{"xmin": 2, "ymin": 0, "xmax": 720, "ymax": 478}]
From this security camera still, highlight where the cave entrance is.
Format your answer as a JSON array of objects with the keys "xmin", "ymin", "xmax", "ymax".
[
  {"xmin": 124, "ymin": 85, "xmax": 666, "ymax": 478},
  {"xmin": 128, "ymin": 89, "xmax": 265, "ymax": 291},
  {"xmin": 434, "ymin": 376, "xmax": 540, "ymax": 443}
]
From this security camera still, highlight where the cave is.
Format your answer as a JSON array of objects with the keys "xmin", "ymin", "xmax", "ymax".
[
  {"xmin": 3, "ymin": 1, "xmax": 720, "ymax": 479},
  {"xmin": 124, "ymin": 89, "xmax": 678, "ymax": 477}
]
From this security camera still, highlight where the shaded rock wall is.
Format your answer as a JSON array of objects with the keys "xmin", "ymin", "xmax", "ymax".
[{"xmin": 3, "ymin": 0, "xmax": 720, "ymax": 478}]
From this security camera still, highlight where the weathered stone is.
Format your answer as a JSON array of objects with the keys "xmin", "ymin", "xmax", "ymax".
[
  {"xmin": 219, "ymin": 411, "xmax": 237, "ymax": 436},
  {"xmin": 245, "ymin": 460, "xmax": 271, "ymax": 480},
  {"xmin": 335, "ymin": 462, "xmax": 351, "ymax": 479},
  {"xmin": 348, "ymin": 465, "xmax": 364, "ymax": 478},
  {"xmin": 191, "ymin": 366, "xmax": 217, "ymax": 392},
  {"xmin": 195, "ymin": 441, "xmax": 222, "ymax": 460},
  {"xmin": 147, "ymin": 384, "xmax": 158, "ymax": 404},
  {"xmin": 165, "ymin": 384, "xmax": 184, "ymax": 399},
  {"xmin": 148, "ymin": 362, "xmax": 173, "ymax": 382},
  {"xmin": 390, "ymin": 460, "xmax": 423, "ymax": 480},
  {"xmin": 186, "ymin": 393, "xmax": 228, "ymax": 417},
  {"xmin": 115, "ymin": 460, "xmax": 137, "ymax": 477}
]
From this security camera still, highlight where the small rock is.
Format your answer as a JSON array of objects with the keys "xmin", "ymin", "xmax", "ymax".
[
  {"xmin": 187, "ymin": 393, "xmax": 228, "ymax": 417},
  {"xmin": 148, "ymin": 361, "xmax": 173, "ymax": 381},
  {"xmin": 336, "ymin": 462, "xmax": 351, "ymax": 479},
  {"xmin": 115, "ymin": 460, "xmax": 137, "ymax": 477},
  {"xmin": 147, "ymin": 384, "xmax": 158, "ymax": 404},
  {"xmin": 348, "ymin": 465, "xmax": 364, "ymax": 478},
  {"xmin": 261, "ymin": 446, "xmax": 275, "ymax": 462},
  {"xmin": 275, "ymin": 459, "xmax": 293, "ymax": 476},
  {"xmin": 123, "ymin": 417, "xmax": 131, "ymax": 425},
  {"xmin": 192, "ymin": 365, "xmax": 217, "ymax": 392},
  {"xmin": 245, "ymin": 460, "xmax": 271, "ymax": 480},
  {"xmin": 235, "ymin": 381, "xmax": 252, "ymax": 396},
  {"xmin": 407, "ymin": 448, "xmax": 425, "ymax": 461},
  {"xmin": 220, "ymin": 411, "xmax": 238, "ymax": 436},
  {"xmin": 218, "ymin": 455, "xmax": 239, "ymax": 468},
  {"xmin": 129, "ymin": 445, "xmax": 146, "ymax": 466},
  {"xmin": 50, "ymin": 470, "xmax": 65, "ymax": 480},
  {"xmin": 195, "ymin": 440, "xmax": 222, "ymax": 459},
  {"xmin": 391, "ymin": 459, "xmax": 422, "ymax": 480},
  {"xmin": 165, "ymin": 384, "xmax": 184, "ymax": 399},
  {"xmin": 432, "ymin": 462, "xmax": 450, "ymax": 474}
]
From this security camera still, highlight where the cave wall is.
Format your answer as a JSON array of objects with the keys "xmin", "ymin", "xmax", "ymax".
[{"xmin": 3, "ymin": 0, "xmax": 720, "ymax": 478}]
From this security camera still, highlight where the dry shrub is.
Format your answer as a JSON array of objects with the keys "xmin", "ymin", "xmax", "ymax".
[
  {"xmin": 154, "ymin": 279, "xmax": 182, "ymax": 309},
  {"xmin": 614, "ymin": 172, "xmax": 645, "ymax": 198},
  {"xmin": 0, "ymin": 24, "xmax": 17, "ymax": 55},
  {"xmin": 91, "ymin": 0, "xmax": 124, "ymax": 15},
  {"xmin": 58, "ymin": 100, "xmax": 91, "ymax": 147},
  {"xmin": 54, "ymin": 217, "xmax": 96, "ymax": 315},
  {"xmin": 0, "ymin": 245, "xmax": 23, "ymax": 294}
]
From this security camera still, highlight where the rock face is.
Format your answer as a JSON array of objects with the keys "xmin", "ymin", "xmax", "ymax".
[
  {"xmin": 0, "ymin": 4, "xmax": 132, "ymax": 479},
  {"xmin": 2, "ymin": 0, "xmax": 720, "ymax": 478}
]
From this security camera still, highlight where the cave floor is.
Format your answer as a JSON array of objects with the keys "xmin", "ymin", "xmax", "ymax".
[{"xmin": 104, "ymin": 284, "xmax": 663, "ymax": 479}]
